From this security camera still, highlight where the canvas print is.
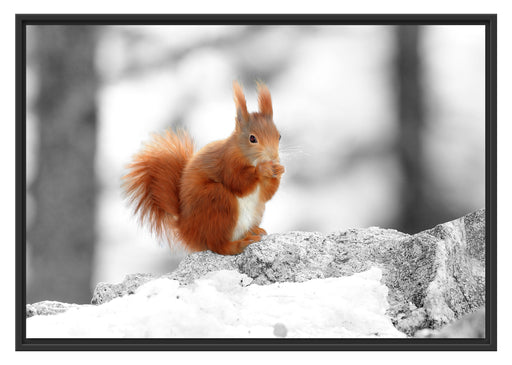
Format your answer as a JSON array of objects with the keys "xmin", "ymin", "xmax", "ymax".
[{"xmin": 22, "ymin": 21, "xmax": 488, "ymax": 343}]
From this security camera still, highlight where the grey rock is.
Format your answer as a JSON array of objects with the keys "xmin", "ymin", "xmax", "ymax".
[
  {"xmin": 26, "ymin": 300, "xmax": 85, "ymax": 318},
  {"xmin": 90, "ymin": 273, "xmax": 155, "ymax": 305},
  {"xmin": 415, "ymin": 306, "xmax": 485, "ymax": 338},
  {"xmin": 164, "ymin": 251, "xmax": 239, "ymax": 284},
  {"xmin": 29, "ymin": 209, "xmax": 486, "ymax": 337}
]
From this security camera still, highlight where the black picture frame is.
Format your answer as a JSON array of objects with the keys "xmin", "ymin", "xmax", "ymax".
[{"xmin": 15, "ymin": 13, "xmax": 497, "ymax": 351}]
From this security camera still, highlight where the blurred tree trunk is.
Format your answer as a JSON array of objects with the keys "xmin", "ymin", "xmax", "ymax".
[
  {"xmin": 28, "ymin": 26, "xmax": 98, "ymax": 304},
  {"xmin": 394, "ymin": 26, "xmax": 426, "ymax": 234}
]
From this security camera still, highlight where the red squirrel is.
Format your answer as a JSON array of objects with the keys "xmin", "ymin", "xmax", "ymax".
[{"xmin": 123, "ymin": 82, "xmax": 284, "ymax": 255}]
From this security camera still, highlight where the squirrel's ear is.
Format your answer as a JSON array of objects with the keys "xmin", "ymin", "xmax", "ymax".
[
  {"xmin": 233, "ymin": 81, "xmax": 249, "ymax": 126},
  {"xmin": 257, "ymin": 82, "xmax": 273, "ymax": 117}
]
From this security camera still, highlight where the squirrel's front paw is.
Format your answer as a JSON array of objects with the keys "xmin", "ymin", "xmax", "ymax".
[
  {"xmin": 258, "ymin": 161, "xmax": 284, "ymax": 178},
  {"xmin": 272, "ymin": 163, "xmax": 285, "ymax": 177}
]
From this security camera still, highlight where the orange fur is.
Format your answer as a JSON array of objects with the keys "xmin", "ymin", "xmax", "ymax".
[
  {"xmin": 233, "ymin": 81, "xmax": 249, "ymax": 128},
  {"xmin": 122, "ymin": 130, "xmax": 194, "ymax": 238},
  {"xmin": 257, "ymin": 82, "xmax": 273, "ymax": 117},
  {"xmin": 123, "ymin": 82, "xmax": 284, "ymax": 255}
]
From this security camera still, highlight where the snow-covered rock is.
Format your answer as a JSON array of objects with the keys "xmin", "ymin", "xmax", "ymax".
[
  {"xmin": 27, "ymin": 208, "xmax": 485, "ymax": 338},
  {"xmin": 27, "ymin": 268, "xmax": 405, "ymax": 338},
  {"xmin": 91, "ymin": 273, "xmax": 155, "ymax": 305},
  {"xmin": 26, "ymin": 301, "xmax": 85, "ymax": 318}
]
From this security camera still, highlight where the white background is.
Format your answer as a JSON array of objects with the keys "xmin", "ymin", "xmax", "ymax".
[{"xmin": 1, "ymin": 0, "xmax": 510, "ymax": 364}]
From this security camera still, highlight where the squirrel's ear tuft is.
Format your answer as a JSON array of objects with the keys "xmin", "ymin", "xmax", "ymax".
[
  {"xmin": 257, "ymin": 82, "xmax": 273, "ymax": 117},
  {"xmin": 233, "ymin": 81, "xmax": 249, "ymax": 125}
]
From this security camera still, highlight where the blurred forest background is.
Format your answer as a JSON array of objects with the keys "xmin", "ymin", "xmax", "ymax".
[{"xmin": 25, "ymin": 25, "xmax": 485, "ymax": 304}]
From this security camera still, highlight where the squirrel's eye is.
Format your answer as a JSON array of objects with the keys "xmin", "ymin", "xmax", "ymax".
[{"xmin": 249, "ymin": 135, "xmax": 257, "ymax": 143}]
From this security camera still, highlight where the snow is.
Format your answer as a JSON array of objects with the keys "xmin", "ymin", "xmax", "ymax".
[{"xmin": 26, "ymin": 267, "xmax": 405, "ymax": 338}]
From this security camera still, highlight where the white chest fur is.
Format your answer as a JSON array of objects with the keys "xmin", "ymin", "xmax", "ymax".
[{"xmin": 232, "ymin": 185, "xmax": 262, "ymax": 241}]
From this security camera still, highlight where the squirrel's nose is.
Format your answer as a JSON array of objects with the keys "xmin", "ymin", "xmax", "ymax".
[{"xmin": 266, "ymin": 150, "xmax": 278, "ymax": 162}]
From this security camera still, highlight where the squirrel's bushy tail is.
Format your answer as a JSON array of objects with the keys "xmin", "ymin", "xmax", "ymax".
[{"xmin": 122, "ymin": 129, "xmax": 195, "ymax": 238}]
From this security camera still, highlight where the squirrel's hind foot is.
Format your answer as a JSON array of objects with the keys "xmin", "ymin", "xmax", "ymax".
[
  {"xmin": 250, "ymin": 226, "xmax": 267, "ymax": 236},
  {"xmin": 212, "ymin": 232, "xmax": 262, "ymax": 255}
]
